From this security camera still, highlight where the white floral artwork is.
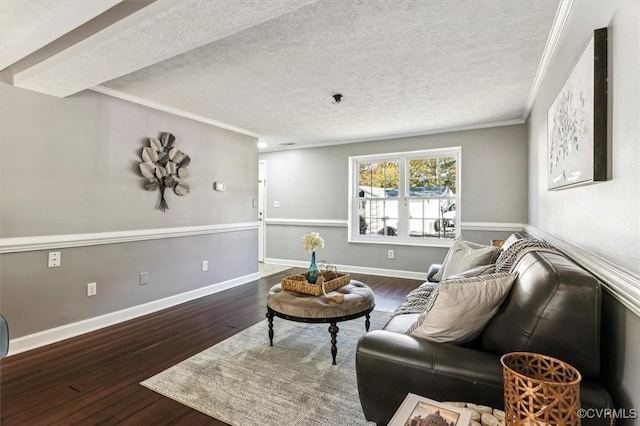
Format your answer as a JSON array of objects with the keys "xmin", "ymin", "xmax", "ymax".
[{"xmin": 547, "ymin": 35, "xmax": 595, "ymax": 190}]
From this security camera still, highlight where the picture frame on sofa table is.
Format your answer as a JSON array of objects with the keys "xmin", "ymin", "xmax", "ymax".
[{"xmin": 388, "ymin": 393, "xmax": 472, "ymax": 426}]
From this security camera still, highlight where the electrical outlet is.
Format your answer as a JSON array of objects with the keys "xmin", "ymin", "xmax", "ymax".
[
  {"xmin": 48, "ymin": 251, "xmax": 61, "ymax": 267},
  {"xmin": 87, "ymin": 282, "xmax": 97, "ymax": 296},
  {"xmin": 388, "ymin": 249, "xmax": 395, "ymax": 259},
  {"xmin": 139, "ymin": 272, "xmax": 149, "ymax": 285},
  {"xmin": 202, "ymin": 260, "xmax": 209, "ymax": 271}
]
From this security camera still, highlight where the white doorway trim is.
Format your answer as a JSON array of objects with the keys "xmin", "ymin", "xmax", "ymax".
[{"xmin": 258, "ymin": 160, "xmax": 267, "ymax": 262}]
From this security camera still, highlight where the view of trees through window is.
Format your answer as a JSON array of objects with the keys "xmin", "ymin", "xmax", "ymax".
[
  {"xmin": 354, "ymin": 152, "xmax": 458, "ymax": 241},
  {"xmin": 358, "ymin": 161, "xmax": 400, "ymax": 237}
]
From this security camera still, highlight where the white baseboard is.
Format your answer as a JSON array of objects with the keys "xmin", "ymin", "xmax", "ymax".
[
  {"xmin": 7, "ymin": 272, "xmax": 261, "ymax": 356},
  {"xmin": 264, "ymin": 258, "xmax": 429, "ymax": 281}
]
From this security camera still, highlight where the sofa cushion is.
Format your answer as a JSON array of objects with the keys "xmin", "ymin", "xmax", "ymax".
[
  {"xmin": 406, "ymin": 272, "xmax": 517, "ymax": 344},
  {"xmin": 433, "ymin": 237, "xmax": 500, "ymax": 281},
  {"xmin": 480, "ymin": 251, "xmax": 602, "ymax": 378},
  {"xmin": 383, "ymin": 313, "xmax": 420, "ymax": 333}
]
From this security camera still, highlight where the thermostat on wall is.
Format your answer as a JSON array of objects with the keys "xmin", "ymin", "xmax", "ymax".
[{"xmin": 213, "ymin": 182, "xmax": 226, "ymax": 192}]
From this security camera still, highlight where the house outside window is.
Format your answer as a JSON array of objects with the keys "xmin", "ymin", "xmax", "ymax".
[{"xmin": 348, "ymin": 147, "xmax": 461, "ymax": 247}]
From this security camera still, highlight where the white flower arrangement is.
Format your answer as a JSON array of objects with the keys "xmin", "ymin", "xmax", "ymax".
[{"xmin": 302, "ymin": 232, "xmax": 325, "ymax": 253}]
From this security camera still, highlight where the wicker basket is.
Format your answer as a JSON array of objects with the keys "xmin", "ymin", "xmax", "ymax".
[
  {"xmin": 281, "ymin": 271, "xmax": 351, "ymax": 296},
  {"xmin": 501, "ymin": 352, "xmax": 582, "ymax": 425}
]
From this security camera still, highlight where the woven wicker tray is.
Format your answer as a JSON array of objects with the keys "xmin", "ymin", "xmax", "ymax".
[{"xmin": 281, "ymin": 271, "xmax": 351, "ymax": 296}]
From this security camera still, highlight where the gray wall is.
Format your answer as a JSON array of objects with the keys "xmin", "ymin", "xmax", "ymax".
[
  {"xmin": 260, "ymin": 124, "xmax": 527, "ymax": 273},
  {"xmin": 526, "ymin": 0, "xmax": 639, "ymax": 414},
  {"xmin": 1, "ymin": 232, "xmax": 257, "ymax": 337},
  {"xmin": 0, "ymin": 83, "xmax": 258, "ymax": 236},
  {"xmin": 0, "ymin": 82, "xmax": 259, "ymax": 338}
]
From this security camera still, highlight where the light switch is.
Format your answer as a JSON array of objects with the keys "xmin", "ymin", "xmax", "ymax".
[
  {"xmin": 274, "ymin": 201, "xmax": 280, "ymax": 208},
  {"xmin": 213, "ymin": 182, "xmax": 226, "ymax": 191},
  {"xmin": 48, "ymin": 251, "xmax": 61, "ymax": 267}
]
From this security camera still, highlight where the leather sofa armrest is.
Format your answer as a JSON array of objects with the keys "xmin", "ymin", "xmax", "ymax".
[
  {"xmin": 427, "ymin": 264, "xmax": 441, "ymax": 282},
  {"xmin": 356, "ymin": 330, "xmax": 504, "ymax": 424},
  {"xmin": 356, "ymin": 330, "xmax": 614, "ymax": 426}
]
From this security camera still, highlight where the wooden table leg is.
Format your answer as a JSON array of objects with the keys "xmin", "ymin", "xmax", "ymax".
[
  {"xmin": 266, "ymin": 308, "xmax": 274, "ymax": 346},
  {"xmin": 328, "ymin": 322, "xmax": 339, "ymax": 365}
]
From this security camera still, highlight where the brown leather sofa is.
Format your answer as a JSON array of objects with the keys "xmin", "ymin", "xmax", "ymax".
[{"xmin": 355, "ymin": 233, "xmax": 613, "ymax": 425}]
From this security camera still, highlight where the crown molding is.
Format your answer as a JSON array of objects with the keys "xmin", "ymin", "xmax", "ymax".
[
  {"xmin": 93, "ymin": 90, "xmax": 524, "ymax": 152},
  {"xmin": 522, "ymin": 0, "xmax": 574, "ymax": 121},
  {"xmin": 259, "ymin": 119, "xmax": 525, "ymax": 153},
  {"xmin": 90, "ymin": 85, "xmax": 260, "ymax": 138}
]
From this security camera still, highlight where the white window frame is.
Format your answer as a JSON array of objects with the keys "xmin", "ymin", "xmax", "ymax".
[{"xmin": 348, "ymin": 147, "xmax": 461, "ymax": 247}]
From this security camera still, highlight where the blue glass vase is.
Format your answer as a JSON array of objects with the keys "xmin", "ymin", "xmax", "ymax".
[{"xmin": 306, "ymin": 251, "xmax": 321, "ymax": 284}]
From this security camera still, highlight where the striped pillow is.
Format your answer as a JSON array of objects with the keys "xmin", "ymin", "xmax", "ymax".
[
  {"xmin": 392, "ymin": 282, "xmax": 438, "ymax": 316},
  {"xmin": 494, "ymin": 238, "xmax": 559, "ymax": 272},
  {"xmin": 407, "ymin": 272, "xmax": 517, "ymax": 344}
]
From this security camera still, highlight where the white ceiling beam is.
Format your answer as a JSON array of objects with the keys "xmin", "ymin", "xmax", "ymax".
[
  {"xmin": 11, "ymin": 0, "xmax": 319, "ymax": 98},
  {"xmin": 0, "ymin": 0, "xmax": 122, "ymax": 71},
  {"xmin": 12, "ymin": 0, "xmax": 183, "ymax": 97}
]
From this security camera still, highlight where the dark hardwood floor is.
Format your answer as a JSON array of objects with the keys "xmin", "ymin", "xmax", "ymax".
[{"xmin": 0, "ymin": 268, "xmax": 422, "ymax": 425}]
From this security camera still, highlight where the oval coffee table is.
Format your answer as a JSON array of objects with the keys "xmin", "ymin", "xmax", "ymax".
[{"xmin": 266, "ymin": 280, "xmax": 375, "ymax": 365}]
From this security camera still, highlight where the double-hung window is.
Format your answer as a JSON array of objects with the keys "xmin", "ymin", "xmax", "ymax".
[{"xmin": 348, "ymin": 147, "xmax": 460, "ymax": 246}]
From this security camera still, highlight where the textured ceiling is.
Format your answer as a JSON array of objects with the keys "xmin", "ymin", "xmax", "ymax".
[{"xmin": 2, "ymin": 0, "xmax": 560, "ymax": 149}]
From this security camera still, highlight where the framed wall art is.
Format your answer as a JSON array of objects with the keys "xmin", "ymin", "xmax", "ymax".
[{"xmin": 547, "ymin": 27, "xmax": 607, "ymax": 190}]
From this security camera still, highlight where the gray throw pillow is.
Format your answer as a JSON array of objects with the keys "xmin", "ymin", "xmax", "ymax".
[
  {"xmin": 406, "ymin": 272, "xmax": 517, "ymax": 344},
  {"xmin": 445, "ymin": 264, "xmax": 496, "ymax": 280},
  {"xmin": 431, "ymin": 236, "xmax": 479, "ymax": 282},
  {"xmin": 434, "ymin": 237, "xmax": 500, "ymax": 281}
]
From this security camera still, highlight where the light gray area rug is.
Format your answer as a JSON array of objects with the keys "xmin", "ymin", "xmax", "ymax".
[{"xmin": 141, "ymin": 310, "xmax": 392, "ymax": 426}]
